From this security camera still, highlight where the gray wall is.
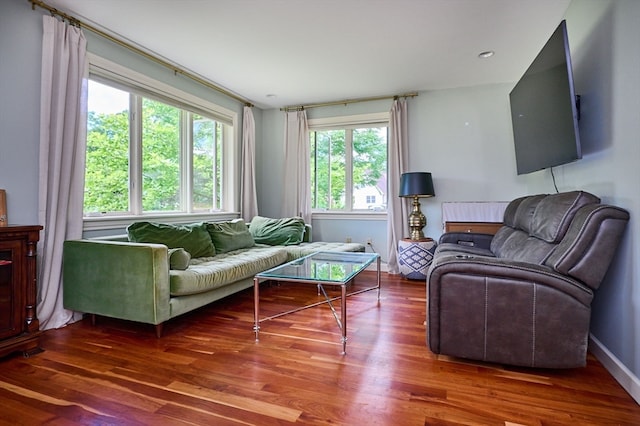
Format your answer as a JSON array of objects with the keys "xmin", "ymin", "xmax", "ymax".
[
  {"xmin": 2, "ymin": 0, "xmax": 638, "ymax": 399},
  {"xmin": 257, "ymin": 0, "xmax": 640, "ymax": 397},
  {"xmin": 0, "ymin": 0, "xmax": 42, "ymax": 225},
  {"xmin": 259, "ymin": 85, "xmax": 533, "ymax": 258},
  {"xmin": 0, "ymin": 0, "xmax": 246, "ymax": 227},
  {"xmin": 558, "ymin": 0, "xmax": 640, "ymax": 387}
]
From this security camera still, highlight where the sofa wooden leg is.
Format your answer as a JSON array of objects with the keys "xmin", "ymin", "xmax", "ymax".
[
  {"xmin": 90, "ymin": 314, "xmax": 96, "ymax": 326},
  {"xmin": 155, "ymin": 323, "xmax": 164, "ymax": 338}
]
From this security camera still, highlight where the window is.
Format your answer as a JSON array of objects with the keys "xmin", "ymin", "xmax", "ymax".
[
  {"xmin": 84, "ymin": 56, "xmax": 235, "ymax": 222},
  {"xmin": 309, "ymin": 114, "xmax": 388, "ymax": 213}
]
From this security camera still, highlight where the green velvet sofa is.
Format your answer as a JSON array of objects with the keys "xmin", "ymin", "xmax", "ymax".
[{"xmin": 63, "ymin": 217, "xmax": 365, "ymax": 337}]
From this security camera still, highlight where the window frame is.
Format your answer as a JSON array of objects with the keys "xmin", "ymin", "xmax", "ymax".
[
  {"xmin": 83, "ymin": 54, "xmax": 239, "ymax": 231},
  {"xmin": 308, "ymin": 112, "xmax": 389, "ymax": 219}
]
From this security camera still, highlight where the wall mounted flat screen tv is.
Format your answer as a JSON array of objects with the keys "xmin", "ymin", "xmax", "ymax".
[{"xmin": 509, "ymin": 20, "xmax": 581, "ymax": 175}]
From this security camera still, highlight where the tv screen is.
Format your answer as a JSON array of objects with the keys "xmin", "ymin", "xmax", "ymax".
[{"xmin": 509, "ymin": 20, "xmax": 581, "ymax": 175}]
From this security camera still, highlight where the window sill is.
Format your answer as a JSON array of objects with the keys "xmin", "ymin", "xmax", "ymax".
[
  {"xmin": 83, "ymin": 212, "xmax": 240, "ymax": 231},
  {"xmin": 311, "ymin": 211, "xmax": 387, "ymax": 221}
]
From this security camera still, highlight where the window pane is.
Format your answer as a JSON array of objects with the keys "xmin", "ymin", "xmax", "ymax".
[
  {"xmin": 193, "ymin": 114, "xmax": 217, "ymax": 211},
  {"xmin": 142, "ymin": 99, "xmax": 180, "ymax": 211},
  {"xmin": 84, "ymin": 80, "xmax": 130, "ymax": 214},
  {"xmin": 85, "ymin": 68, "xmax": 235, "ymax": 220},
  {"xmin": 352, "ymin": 127, "xmax": 387, "ymax": 211},
  {"xmin": 311, "ymin": 130, "xmax": 345, "ymax": 210},
  {"xmin": 215, "ymin": 123, "xmax": 223, "ymax": 208}
]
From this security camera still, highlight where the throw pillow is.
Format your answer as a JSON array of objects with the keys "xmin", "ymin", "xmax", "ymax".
[
  {"xmin": 127, "ymin": 221, "xmax": 215, "ymax": 258},
  {"xmin": 249, "ymin": 216, "xmax": 305, "ymax": 246},
  {"xmin": 168, "ymin": 248, "xmax": 191, "ymax": 270},
  {"xmin": 206, "ymin": 219, "xmax": 255, "ymax": 253}
]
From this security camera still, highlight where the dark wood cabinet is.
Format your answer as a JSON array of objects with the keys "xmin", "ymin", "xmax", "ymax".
[
  {"xmin": 444, "ymin": 221, "xmax": 503, "ymax": 235},
  {"xmin": 0, "ymin": 225, "xmax": 43, "ymax": 358}
]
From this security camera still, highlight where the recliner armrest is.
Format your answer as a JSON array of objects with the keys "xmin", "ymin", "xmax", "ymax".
[{"xmin": 438, "ymin": 232, "xmax": 494, "ymax": 250}]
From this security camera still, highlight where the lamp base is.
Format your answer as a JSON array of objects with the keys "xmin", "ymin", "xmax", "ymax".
[{"xmin": 408, "ymin": 196, "xmax": 427, "ymax": 241}]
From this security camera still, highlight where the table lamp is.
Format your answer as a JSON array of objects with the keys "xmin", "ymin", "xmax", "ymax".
[{"xmin": 399, "ymin": 172, "xmax": 435, "ymax": 240}]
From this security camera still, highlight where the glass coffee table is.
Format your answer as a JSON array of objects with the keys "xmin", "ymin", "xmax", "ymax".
[{"xmin": 253, "ymin": 251, "xmax": 381, "ymax": 354}]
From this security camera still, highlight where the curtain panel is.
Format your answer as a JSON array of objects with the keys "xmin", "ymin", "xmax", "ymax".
[
  {"xmin": 386, "ymin": 99, "xmax": 409, "ymax": 274},
  {"xmin": 37, "ymin": 16, "xmax": 88, "ymax": 329},
  {"xmin": 282, "ymin": 111, "xmax": 311, "ymax": 224},
  {"xmin": 241, "ymin": 106, "xmax": 259, "ymax": 222}
]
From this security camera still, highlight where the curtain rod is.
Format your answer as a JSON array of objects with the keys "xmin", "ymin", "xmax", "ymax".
[
  {"xmin": 280, "ymin": 92, "xmax": 418, "ymax": 112},
  {"xmin": 29, "ymin": 0, "xmax": 254, "ymax": 108}
]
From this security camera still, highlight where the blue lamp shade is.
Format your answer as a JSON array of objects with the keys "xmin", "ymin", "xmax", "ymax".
[{"xmin": 399, "ymin": 172, "xmax": 435, "ymax": 198}]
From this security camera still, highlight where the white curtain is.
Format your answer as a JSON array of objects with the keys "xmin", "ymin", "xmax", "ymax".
[
  {"xmin": 282, "ymin": 110, "xmax": 311, "ymax": 223},
  {"xmin": 241, "ymin": 106, "xmax": 259, "ymax": 222},
  {"xmin": 37, "ymin": 16, "xmax": 88, "ymax": 330},
  {"xmin": 386, "ymin": 99, "xmax": 409, "ymax": 274}
]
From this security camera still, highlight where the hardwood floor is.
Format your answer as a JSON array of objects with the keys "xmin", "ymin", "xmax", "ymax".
[{"xmin": 1, "ymin": 271, "xmax": 638, "ymax": 425}]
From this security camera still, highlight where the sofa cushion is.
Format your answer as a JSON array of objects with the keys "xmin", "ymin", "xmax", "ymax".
[
  {"xmin": 512, "ymin": 194, "xmax": 545, "ymax": 234},
  {"xmin": 280, "ymin": 241, "xmax": 366, "ymax": 261},
  {"xmin": 249, "ymin": 216, "xmax": 305, "ymax": 246},
  {"xmin": 168, "ymin": 248, "xmax": 191, "ymax": 270},
  {"xmin": 501, "ymin": 196, "xmax": 527, "ymax": 228},
  {"xmin": 127, "ymin": 221, "xmax": 215, "ymax": 258},
  {"xmin": 206, "ymin": 219, "xmax": 255, "ymax": 253},
  {"xmin": 169, "ymin": 246, "xmax": 288, "ymax": 296},
  {"xmin": 530, "ymin": 191, "xmax": 600, "ymax": 243},
  {"xmin": 491, "ymin": 229, "xmax": 556, "ymax": 264}
]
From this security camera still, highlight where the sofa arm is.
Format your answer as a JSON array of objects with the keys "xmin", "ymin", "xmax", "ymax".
[
  {"xmin": 63, "ymin": 239, "xmax": 171, "ymax": 325},
  {"xmin": 427, "ymin": 255, "xmax": 594, "ymax": 368},
  {"xmin": 438, "ymin": 231, "xmax": 494, "ymax": 250}
]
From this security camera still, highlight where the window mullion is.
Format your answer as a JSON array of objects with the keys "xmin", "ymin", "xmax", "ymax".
[
  {"xmin": 130, "ymin": 94, "xmax": 143, "ymax": 215},
  {"xmin": 183, "ymin": 111, "xmax": 192, "ymax": 213},
  {"xmin": 216, "ymin": 122, "xmax": 223, "ymax": 210},
  {"xmin": 345, "ymin": 129, "xmax": 353, "ymax": 212}
]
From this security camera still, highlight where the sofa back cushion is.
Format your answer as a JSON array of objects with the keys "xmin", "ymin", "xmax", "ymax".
[
  {"xmin": 512, "ymin": 194, "xmax": 545, "ymax": 234},
  {"xmin": 491, "ymin": 228, "xmax": 556, "ymax": 264},
  {"xmin": 127, "ymin": 221, "xmax": 215, "ymax": 258},
  {"xmin": 530, "ymin": 191, "xmax": 600, "ymax": 243},
  {"xmin": 491, "ymin": 191, "xmax": 600, "ymax": 266},
  {"xmin": 206, "ymin": 219, "xmax": 255, "ymax": 253},
  {"xmin": 491, "ymin": 195, "xmax": 552, "ymax": 263},
  {"xmin": 249, "ymin": 216, "xmax": 306, "ymax": 246}
]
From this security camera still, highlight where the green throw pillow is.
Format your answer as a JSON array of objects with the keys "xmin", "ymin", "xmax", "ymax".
[
  {"xmin": 249, "ymin": 216, "xmax": 305, "ymax": 246},
  {"xmin": 168, "ymin": 248, "xmax": 191, "ymax": 270},
  {"xmin": 127, "ymin": 221, "xmax": 215, "ymax": 258},
  {"xmin": 206, "ymin": 219, "xmax": 255, "ymax": 253}
]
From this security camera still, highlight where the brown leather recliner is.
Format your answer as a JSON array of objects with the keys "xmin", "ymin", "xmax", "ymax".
[{"xmin": 426, "ymin": 191, "xmax": 629, "ymax": 368}]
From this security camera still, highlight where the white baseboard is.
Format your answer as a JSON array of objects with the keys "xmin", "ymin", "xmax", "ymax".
[{"xmin": 589, "ymin": 334, "xmax": 640, "ymax": 405}]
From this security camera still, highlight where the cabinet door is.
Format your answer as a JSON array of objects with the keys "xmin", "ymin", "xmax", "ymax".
[{"xmin": 0, "ymin": 240, "xmax": 23, "ymax": 340}]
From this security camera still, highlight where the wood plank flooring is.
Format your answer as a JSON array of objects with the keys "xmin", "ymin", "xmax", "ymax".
[{"xmin": 1, "ymin": 271, "xmax": 638, "ymax": 425}]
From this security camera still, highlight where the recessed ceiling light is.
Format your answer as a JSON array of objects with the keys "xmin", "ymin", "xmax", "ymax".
[
  {"xmin": 266, "ymin": 94, "xmax": 277, "ymax": 98},
  {"xmin": 478, "ymin": 50, "xmax": 495, "ymax": 58}
]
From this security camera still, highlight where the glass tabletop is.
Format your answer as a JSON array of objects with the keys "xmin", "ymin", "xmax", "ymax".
[{"xmin": 256, "ymin": 251, "xmax": 379, "ymax": 284}]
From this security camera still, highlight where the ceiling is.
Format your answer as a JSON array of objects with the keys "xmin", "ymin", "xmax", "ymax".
[{"xmin": 44, "ymin": 0, "xmax": 572, "ymax": 109}]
